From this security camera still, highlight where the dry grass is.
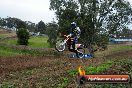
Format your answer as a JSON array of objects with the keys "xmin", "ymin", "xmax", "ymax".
[{"xmin": 0, "ymin": 29, "xmax": 16, "ymax": 38}]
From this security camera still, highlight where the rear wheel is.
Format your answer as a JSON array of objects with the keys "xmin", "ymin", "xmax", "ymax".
[
  {"xmin": 55, "ymin": 39, "xmax": 66, "ymax": 52},
  {"xmin": 76, "ymin": 48, "xmax": 85, "ymax": 58}
]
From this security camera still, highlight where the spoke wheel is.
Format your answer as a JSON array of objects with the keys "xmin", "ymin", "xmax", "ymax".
[
  {"xmin": 76, "ymin": 48, "xmax": 85, "ymax": 58},
  {"xmin": 55, "ymin": 39, "xmax": 65, "ymax": 52}
]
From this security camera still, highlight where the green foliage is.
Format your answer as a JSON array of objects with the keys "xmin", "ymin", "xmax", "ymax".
[
  {"xmin": 0, "ymin": 17, "xmax": 37, "ymax": 32},
  {"xmin": 92, "ymin": 58, "xmax": 132, "ymax": 88},
  {"xmin": 68, "ymin": 69, "xmax": 78, "ymax": 76},
  {"xmin": 50, "ymin": 0, "xmax": 132, "ymax": 54},
  {"xmin": 93, "ymin": 83, "xmax": 131, "ymax": 88},
  {"xmin": 36, "ymin": 20, "xmax": 46, "ymax": 33},
  {"xmin": 86, "ymin": 62, "xmax": 112, "ymax": 74},
  {"xmin": 17, "ymin": 28, "xmax": 30, "ymax": 45},
  {"xmin": 68, "ymin": 61, "xmax": 112, "ymax": 76},
  {"xmin": 57, "ymin": 9, "xmax": 78, "ymax": 34},
  {"xmin": 15, "ymin": 19, "xmax": 27, "ymax": 29},
  {"xmin": 26, "ymin": 21, "xmax": 36, "ymax": 32},
  {"xmin": 22, "ymin": 80, "xmax": 29, "ymax": 88},
  {"xmin": 0, "ymin": 83, "xmax": 16, "ymax": 88},
  {"xmin": 57, "ymin": 77, "xmax": 69, "ymax": 88},
  {"xmin": 0, "ymin": 18, "xmax": 6, "ymax": 27},
  {"xmin": 46, "ymin": 21, "xmax": 58, "ymax": 46},
  {"xmin": 96, "ymin": 34, "xmax": 109, "ymax": 50}
]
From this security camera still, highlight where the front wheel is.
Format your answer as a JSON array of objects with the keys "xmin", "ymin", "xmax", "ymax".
[
  {"xmin": 55, "ymin": 39, "xmax": 66, "ymax": 52},
  {"xmin": 76, "ymin": 48, "xmax": 85, "ymax": 58}
]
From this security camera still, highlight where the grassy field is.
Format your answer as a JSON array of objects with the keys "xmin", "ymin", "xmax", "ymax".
[
  {"xmin": 0, "ymin": 29, "xmax": 50, "ymax": 48},
  {"xmin": 0, "ymin": 45, "xmax": 33, "ymax": 56},
  {"xmin": 0, "ymin": 45, "xmax": 55, "ymax": 57},
  {"xmin": 28, "ymin": 36, "xmax": 50, "ymax": 48},
  {"xmin": 5, "ymin": 36, "xmax": 50, "ymax": 48},
  {"xmin": 0, "ymin": 46, "xmax": 20, "ymax": 56}
]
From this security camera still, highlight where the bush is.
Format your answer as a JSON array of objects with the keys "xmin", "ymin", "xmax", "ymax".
[{"xmin": 17, "ymin": 28, "xmax": 30, "ymax": 45}]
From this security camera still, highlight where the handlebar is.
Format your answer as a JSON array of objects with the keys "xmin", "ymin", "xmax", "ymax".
[{"xmin": 64, "ymin": 35, "xmax": 70, "ymax": 38}]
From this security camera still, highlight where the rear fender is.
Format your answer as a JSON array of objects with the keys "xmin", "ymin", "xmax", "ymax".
[{"xmin": 76, "ymin": 44, "xmax": 84, "ymax": 49}]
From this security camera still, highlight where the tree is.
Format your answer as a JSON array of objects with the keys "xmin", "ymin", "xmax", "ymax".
[
  {"xmin": 0, "ymin": 17, "xmax": 27, "ymax": 30},
  {"xmin": 46, "ymin": 21, "xmax": 58, "ymax": 46},
  {"xmin": 106, "ymin": 0, "xmax": 132, "ymax": 35},
  {"xmin": 36, "ymin": 20, "xmax": 46, "ymax": 34},
  {"xmin": 26, "ymin": 21, "xmax": 36, "ymax": 32},
  {"xmin": 117, "ymin": 28, "xmax": 132, "ymax": 38},
  {"xmin": 0, "ymin": 18, "xmax": 6, "ymax": 27},
  {"xmin": 16, "ymin": 28, "xmax": 30, "ymax": 45},
  {"xmin": 0, "ymin": 18, "xmax": 2, "ymax": 27},
  {"xmin": 6, "ymin": 17, "xmax": 14, "ymax": 28},
  {"xmin": 50, "ymin": 0, "xmax": 132, "ymax": 55},
  {"xmin": 16, "ymin": 20, "xmax": 27, "ymax": 29}
]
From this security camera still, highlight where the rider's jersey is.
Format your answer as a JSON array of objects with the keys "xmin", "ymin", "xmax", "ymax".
[{"xmin": 70, "ymin": 27, "xmax": 81, "ymax": 43}]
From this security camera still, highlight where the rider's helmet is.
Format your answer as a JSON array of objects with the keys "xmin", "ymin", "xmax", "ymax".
[
  {"xmin": 71, "ymin": 22, "xmax": 81, "ymax": 36},
  {"xmin": 71, "ymin": 22, "xmax": 77, "ymax": 29}
]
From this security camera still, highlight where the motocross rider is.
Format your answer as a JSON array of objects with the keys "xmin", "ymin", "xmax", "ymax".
[{"xmin": 68, "ymin": 22, "xmax": 81, "ymax": 52}]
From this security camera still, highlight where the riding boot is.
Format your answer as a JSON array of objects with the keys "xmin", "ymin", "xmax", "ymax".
[{"xmin": 70, "ymin": 45, "xmax": 73, "ymax": 49}]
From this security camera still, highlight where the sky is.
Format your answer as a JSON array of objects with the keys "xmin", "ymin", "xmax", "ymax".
[
  {"xmin": 0, "ymin": 0, "xmax": 132, "ymax": 24},
  {"xmin": 0, "ymin": 0, "xmax": 56, "ymax": 23},
  {"xmin": 128, "ymin": 0, "xmax": 132, "ymax": 6}
]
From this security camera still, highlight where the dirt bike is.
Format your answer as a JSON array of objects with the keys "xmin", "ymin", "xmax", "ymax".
[{"xmin": 55, "ymin": 35, "xmax": 85, "ymax": 58}]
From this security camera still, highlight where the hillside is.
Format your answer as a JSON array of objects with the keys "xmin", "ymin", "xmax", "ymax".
[{"xmin": 0, "ymin": 28, "xmax": 16, "ymax": 39}]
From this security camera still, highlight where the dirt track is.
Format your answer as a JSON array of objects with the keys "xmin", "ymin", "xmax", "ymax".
[{"xmin": 0, "ymin": 49, "xmax": 132, "ymax": 87}]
